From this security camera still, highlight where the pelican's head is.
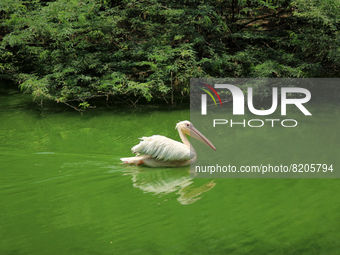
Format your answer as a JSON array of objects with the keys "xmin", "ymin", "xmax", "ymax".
[{"xmin": 176, "ymin": 121, "xmax": 216, "ymax": 151}]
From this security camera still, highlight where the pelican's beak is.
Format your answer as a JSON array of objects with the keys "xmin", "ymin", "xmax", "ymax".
[{"xmin": 190, "ymin": 126, "xmax": 216, "ymax": 151}]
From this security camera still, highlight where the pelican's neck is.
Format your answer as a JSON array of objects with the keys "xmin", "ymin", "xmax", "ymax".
[
  {"xmin": 178, "ymin": 128, "xmax": 190, "ymax": 146},
  {"xmin": 178, "ymin": 128, "xmax": 197, "ymax": 164}
]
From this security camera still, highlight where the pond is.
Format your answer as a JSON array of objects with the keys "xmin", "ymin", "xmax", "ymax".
[{"xmin": 0, "ymin": 82, "xmax": 339, "ymax": 254}]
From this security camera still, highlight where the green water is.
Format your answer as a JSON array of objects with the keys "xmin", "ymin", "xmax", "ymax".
[{"xmin": 1, "ymin": 84, "xmax": 339, "ymax": 255}]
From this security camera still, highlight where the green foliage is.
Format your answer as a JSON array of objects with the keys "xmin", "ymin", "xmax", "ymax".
[{"xmin": 0, "ymin": 0, "xmax": 339, "ymax": 109}]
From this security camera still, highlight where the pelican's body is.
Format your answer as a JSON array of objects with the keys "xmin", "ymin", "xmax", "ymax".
[{"xmin": 120, "ymin": 121, "xmax": 216, "ymax": 167}]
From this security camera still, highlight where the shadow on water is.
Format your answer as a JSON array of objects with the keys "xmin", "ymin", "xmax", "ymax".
[
  {"xmin": 0, "ymin": 80, "xmax": 190, "ymax": 119},
  {"xmin": 123, "ymin": 166, "xmax": 216, "ymax": 205}
]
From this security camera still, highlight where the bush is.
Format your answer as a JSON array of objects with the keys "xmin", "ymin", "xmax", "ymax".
[{"xmin": 1, "ymin": 0, "xmax": 339, "ymax": 109}]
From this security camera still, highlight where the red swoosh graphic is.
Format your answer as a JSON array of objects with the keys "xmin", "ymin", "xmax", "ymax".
[{"xmin": 201, "ymin": 83, "xmax": 223, "ymax": 106}]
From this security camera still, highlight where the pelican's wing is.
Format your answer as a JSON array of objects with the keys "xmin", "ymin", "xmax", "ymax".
[{"xmin": 131, "ymin": 135, "xmax": 191, "ymax": 161}]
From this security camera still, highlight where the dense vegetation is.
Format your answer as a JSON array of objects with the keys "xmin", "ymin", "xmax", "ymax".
[{"xmin": 1, "ymin": 0, "xmax": 339, "ymax": 109}]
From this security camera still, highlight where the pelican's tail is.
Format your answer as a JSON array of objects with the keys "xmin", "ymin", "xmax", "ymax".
[{"xmin": 120, "ymin": 155, "xmax": 150, "ymax": 166}]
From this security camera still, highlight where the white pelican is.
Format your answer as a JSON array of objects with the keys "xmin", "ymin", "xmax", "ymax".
[{"xmin": 120, "ymin": 120, "xmax": 216, "ymax": 167}]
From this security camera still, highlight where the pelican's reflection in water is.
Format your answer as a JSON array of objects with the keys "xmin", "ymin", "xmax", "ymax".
[{"xmin": 124, "ymin": 167, "xmax": 216, "ymax": 205}]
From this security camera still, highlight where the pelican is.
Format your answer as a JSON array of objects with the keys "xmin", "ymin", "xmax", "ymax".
[{"xmin": 120, "ymin": 120, "xmax": 216, "ymax": 167}]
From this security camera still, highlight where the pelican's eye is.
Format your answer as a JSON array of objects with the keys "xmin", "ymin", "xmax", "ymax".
[{"xmin": 186, "ymin": 123, "xmax": 190, "ymax": 127}]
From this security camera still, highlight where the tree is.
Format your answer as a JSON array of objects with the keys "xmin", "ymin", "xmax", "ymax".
[{"xmin": 1, "ymin": 0, "xmax": 339, "ymax": 110}]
